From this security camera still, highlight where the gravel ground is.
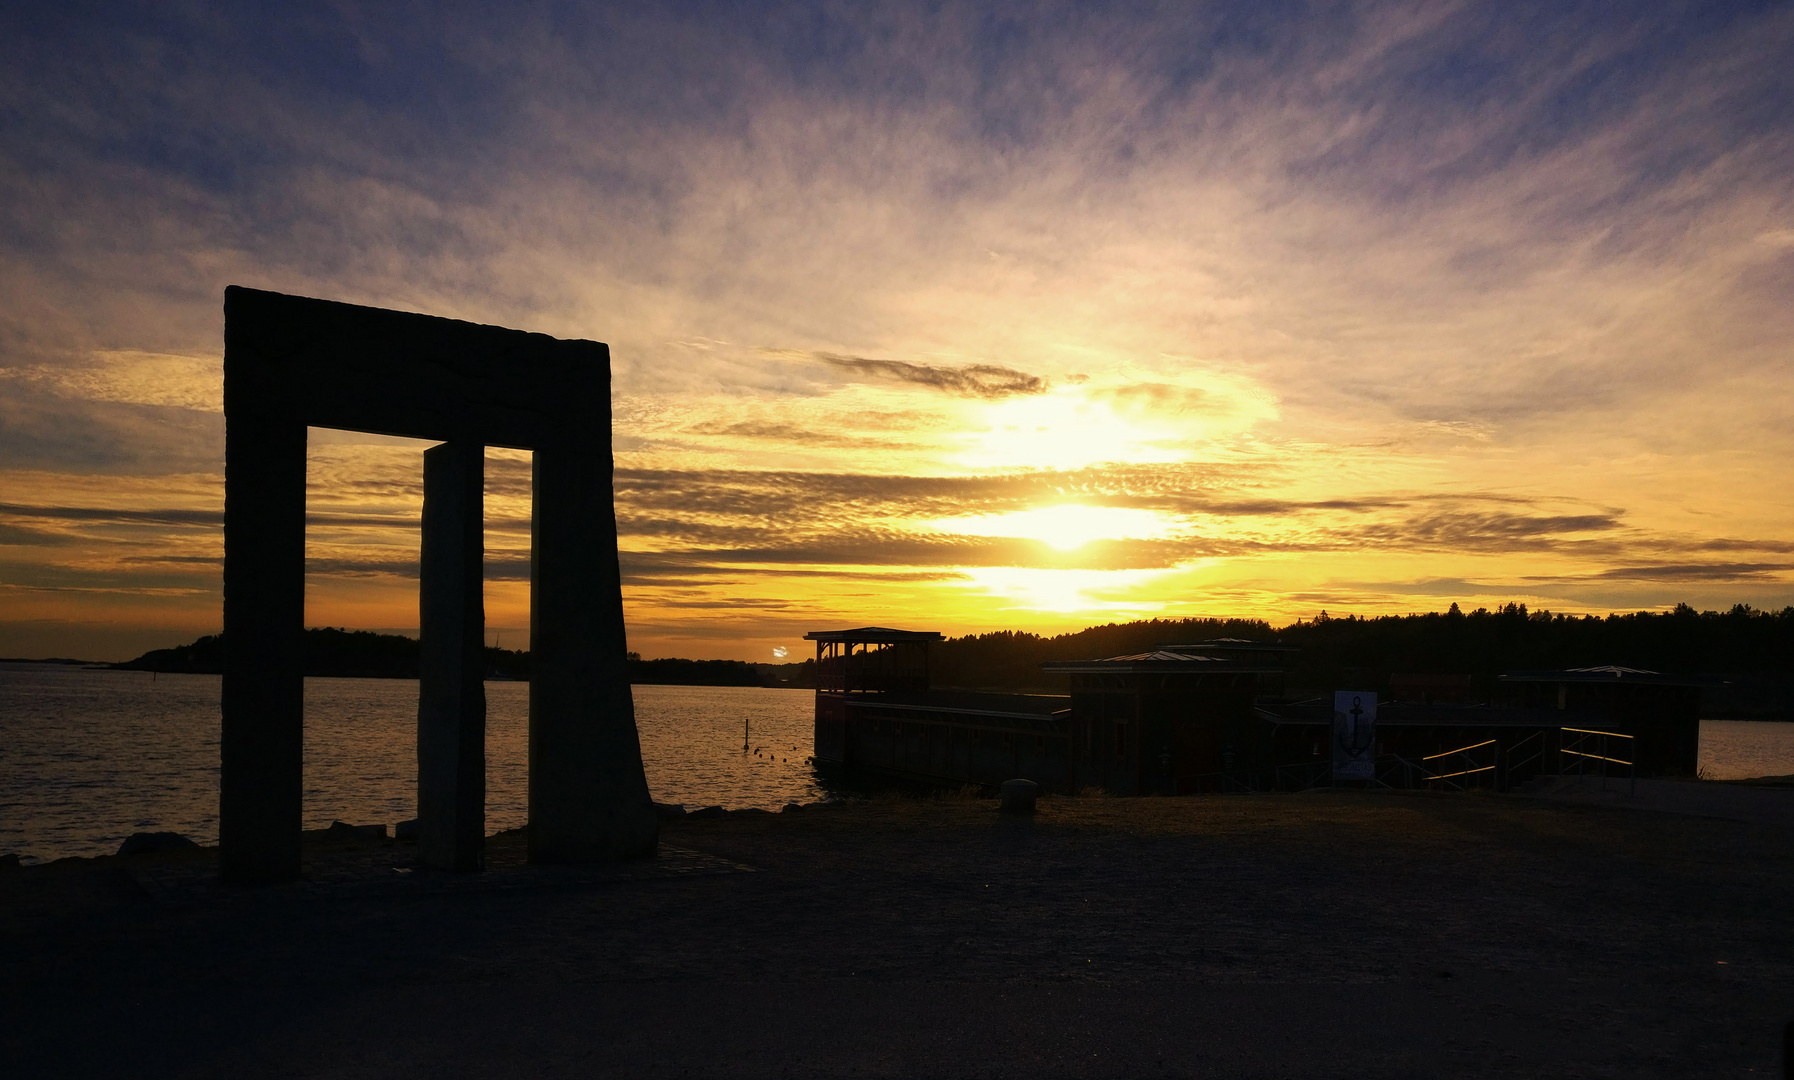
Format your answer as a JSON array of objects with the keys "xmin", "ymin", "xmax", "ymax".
[{"xmin": 4, "ymin": 790, "xmax": 1791, "ymax": 1078}]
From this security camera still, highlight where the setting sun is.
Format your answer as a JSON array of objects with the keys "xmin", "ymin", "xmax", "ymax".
[{"xmin": 929, "ymin": 504, "xmax": 1180, "ymax": 551}]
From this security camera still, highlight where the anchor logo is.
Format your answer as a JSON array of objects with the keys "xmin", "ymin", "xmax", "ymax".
[{"xmin": 1336, "ymin": 695, "xmax": 1374, "ymax": 758}]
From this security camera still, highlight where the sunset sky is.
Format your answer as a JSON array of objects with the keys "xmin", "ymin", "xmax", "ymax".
[{"xmin": 2, "ymin": 2, "xmax": 1791, "ymax": 662}]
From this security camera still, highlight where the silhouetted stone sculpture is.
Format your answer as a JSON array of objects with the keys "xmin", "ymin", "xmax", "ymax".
[{"xmin": 221, "ymin": 286, "xmax": 656, "ymax": 882}]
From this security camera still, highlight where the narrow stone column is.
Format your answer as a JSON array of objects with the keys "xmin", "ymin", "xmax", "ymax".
[
  {"xmin": 220, "ymin": 399, "xmax": 307, "ymax": 882},
  {"xmin": 417, "ymin": 439, "xmax": 487, "ymax": 871},
  {"xmin": 528, "ymin": 434, "xmax": 657, "ymax": 862}
]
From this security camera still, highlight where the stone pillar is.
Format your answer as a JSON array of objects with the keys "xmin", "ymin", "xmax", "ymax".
[
  {"xmin": 528, "ymin": 431, "xmax": 657, "ymax": 862},
  {"xmin": 417, "ymin": 440, "xmax": 487, "ymax": 871},
  {"xmin": 220, "ymin": 380, "xmax": 308, "ymax": 882}
]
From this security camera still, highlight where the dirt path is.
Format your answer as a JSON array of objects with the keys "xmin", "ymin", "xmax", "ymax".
[{"xmin": 5, "ymin": 791, "xmax": 1791, "ymax": 1078}]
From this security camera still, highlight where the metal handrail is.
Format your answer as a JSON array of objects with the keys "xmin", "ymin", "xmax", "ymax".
[
  {"xmin": 1557, "ymin": 726, "xmax": 1636, "ymax": 796},
  {"xmin": 1430, "ymin": 763, "xmax": 1495, "ymax": 781},
  {"xmin": 1423, "ymin": 739, "xmax": 1496, "ymax": 761},
  {"xmin": 1502, "ymin": 729, "xmax": 1545, "ymax": 790},
  {"xmin": 1181, "ymin": 726, "xmax": 1635, "ymax": 797},
  {"xmin": 1276, "ymin": 760, "xmax": 1332, "ymax": 791},
  {"xmin": 1559, "ymin": 748, "xmax": 1632, "ymax": 766},
  {"xmin": 1412, "ymin": 738, "xmax": 1499, "ymax": 790},
  {"xmin": 1374, "ymin": 755, "xmax": 1431, "ymax": 790}
]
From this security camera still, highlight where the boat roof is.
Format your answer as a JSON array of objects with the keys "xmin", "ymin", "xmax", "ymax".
[
  {"xmin": 803, "ymin": 627, "xmax": 944, "ymax": 643},
  {"xmin": 1499, "ymin": 666, "xmax": 1707, "ymax": 686},
  {"xmin": 1041, "ymin": 650, "xmax": 1285, "ymax": 674},
  {"xmin": 1156, "ymin": 638, "xmax": 1299, "ymax": 654}
]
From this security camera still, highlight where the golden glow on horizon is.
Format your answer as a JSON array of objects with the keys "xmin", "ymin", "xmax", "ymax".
[
  {"xmin": 957, "ymin": 375, "xmax": 1279, "ymax": 471},
  {"xmin": 962, "ymin": 390, "xmax": 1178, "ymax": 470},
  {"xmin": 955, "ymin": 566, "xmax": 1182, "ymax": 615},
  {"xmin": 931, "ymin": 504, "xmax": 1179, "ymax": 551}
]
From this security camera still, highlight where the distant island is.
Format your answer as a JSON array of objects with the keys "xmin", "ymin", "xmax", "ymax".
[{"xmin": 113, "ymin": 628, "xmax": 818, "ymax": 688}]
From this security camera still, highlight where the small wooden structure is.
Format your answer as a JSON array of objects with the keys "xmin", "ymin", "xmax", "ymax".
[
  {"xmin": 1041, "ymin": 644, "xmax": 1288, "ymax": 795},
  {"xmin": 808, "ymin": 627, "xmax": 938, "ymax": 695},
  {"xmin": 806, "ymin": 627, "xmax": 1071, "ymax": 787},
  {"xmin": 806, "ymin": 627, "xmax": 940, "ymax": 765}
]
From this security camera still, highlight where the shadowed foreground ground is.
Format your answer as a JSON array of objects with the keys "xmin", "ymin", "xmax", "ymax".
[{"xmin": 4, "ymin": 791, "xmax": 1792, "ymax": 1078}]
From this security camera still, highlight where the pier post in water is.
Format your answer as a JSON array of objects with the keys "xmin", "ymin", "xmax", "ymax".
[{"xmin": 417, "ymin": 439, "xmax": 487, "ymax": 871}]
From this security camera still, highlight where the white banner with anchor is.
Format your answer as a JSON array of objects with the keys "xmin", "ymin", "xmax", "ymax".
[{"xmin": 1333, "ymin": 691, "xmax": 1377, "ymax": 780}]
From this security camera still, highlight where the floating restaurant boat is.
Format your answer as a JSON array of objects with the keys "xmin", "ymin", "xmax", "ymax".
[
  {"xmin": 806, "ymin": 627, "xmax": 1704, "ymax": 793},
  {"xmin": 805, "ymin": 628, "xmax": 1072, "ymax": 790}
]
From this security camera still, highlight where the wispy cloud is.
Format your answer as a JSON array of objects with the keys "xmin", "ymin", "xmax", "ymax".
[
  {"xmin": 813, "ymin": 353, "xmax": 1047, "ymax": 399},
  {"xmin": 1535, "ymin": 563, "xmax": 1794, "ymax": 584}
]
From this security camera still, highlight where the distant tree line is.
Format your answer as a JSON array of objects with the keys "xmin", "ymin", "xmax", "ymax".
[
  {"xmin": 1275, "ymin": 603, "xmax": 1794, "ymax": 686},
  {"xmin": 930, "ymin": 617, "xmax": 1277, "ymax": 690},
  {"xmin": 930, "ymin": 604, "xmax": 1794, "ymax": 715},
  {"xmin": 625, "ymin": 652, "xmax": 758, "ymax": 686}
]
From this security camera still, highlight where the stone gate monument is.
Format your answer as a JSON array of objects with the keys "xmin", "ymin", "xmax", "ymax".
[{"xmin": 221, "ymin": 286, "xmax": 656, "ymax": 881}]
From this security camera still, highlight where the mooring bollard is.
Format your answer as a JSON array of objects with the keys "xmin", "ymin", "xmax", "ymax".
[{"xmin": 1000, "ymin": 778, "xmax": 1039, "ymax": 815}]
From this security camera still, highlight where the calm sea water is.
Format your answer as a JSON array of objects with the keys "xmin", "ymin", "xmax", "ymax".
[
  {"xmin": 0, "ymin": 664, "xmax": 825, "ymax": 864},
  {"xmin": 4, "ymin": 663, "xmax": 1793, "ymax": 864}
]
